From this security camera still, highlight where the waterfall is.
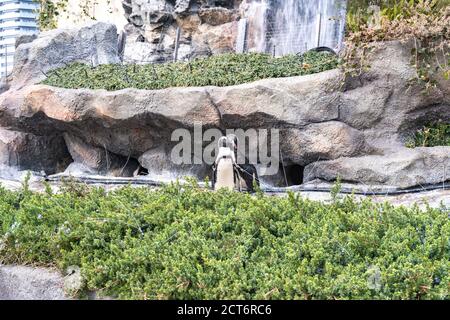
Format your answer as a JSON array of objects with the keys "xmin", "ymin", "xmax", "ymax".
[
  {"xmin": 242, "ymin": 0, "xmax": 271, "ymax": 52},
  {"xmin": 243, "ymin": 0, "xmax": 347, "ymax": 56}
]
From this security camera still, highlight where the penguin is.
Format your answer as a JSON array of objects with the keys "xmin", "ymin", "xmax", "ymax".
[
  {"xmin": 226, "ymin": 134, "xmax": 260, "ymax": 193},
  {"xmin": 212, "ymin": 136, "xmax": 237, "ymax": 191}
]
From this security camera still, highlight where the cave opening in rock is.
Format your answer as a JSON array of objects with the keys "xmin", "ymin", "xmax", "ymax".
[
  {"xmin": 135, "ymin": 165, "xmax": 149, "ymax": 177},
  {"xmin": 283, "ymin": 164, "xmax": 304, "ymax": 186}
]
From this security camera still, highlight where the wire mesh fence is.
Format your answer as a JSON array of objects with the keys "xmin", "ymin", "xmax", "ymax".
[
  {"xmin": 241, "ymin": 14, "xmax": 346, "ymax": 56},
  {"xmin": 120, "ymin": 12, "xmax": 345, "ymax": 67}
]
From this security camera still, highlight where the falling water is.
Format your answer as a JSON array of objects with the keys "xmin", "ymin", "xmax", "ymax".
[
  {"xmin": 243, "ymin": 0, "xmax": 347, "ymax": 56},
  {"xmin": 242, "ymin": 0, "xmax": 271, "ymax": 52}
]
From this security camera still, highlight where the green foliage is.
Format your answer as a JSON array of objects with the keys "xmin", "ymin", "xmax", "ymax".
[
  {"xmin": 0, "ymin": 180, "xmax": 449, "ymax": 300},
  {"xmin": 36, "ymin": 0, "xmax": 106, "ymax": 31},
  {"xmin": 331, "ymin": 176, "xmax": 343, "ymax": 202},
  {"xmin": 346, "ymin": 0, "xmax": 450, "ymax": 32},
  {"xmin": 36, "ymin": 0, "xmax": 68, "ymax": 31},
  {"xmin": 406, "ymin": 121, "xmax": 450, "ymax": 148},
  {"xmin": 42, "ymin": 52, "xmax": 339, "ymax": 91}
]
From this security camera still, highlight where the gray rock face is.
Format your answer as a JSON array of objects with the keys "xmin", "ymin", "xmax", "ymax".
[
  {"xmin": 11, "ymin": 22, "xmax": 120, "ymax": 89},
  {"xmin": 63, "ymin": 133, "xmax": 139, "ymax": 177},
  {"xmin": 63, "ymin": 162, "xmax": 97, "ymax": 176},
  {"xmin": 0, "ymin": 265, "xmax": 68, "ymax": 300},
  {"xmin": 174, "ymin": 0, "xmax": 191, "ymax": 14},
  {"xmin": 0, "ymin": 71, "xmax": 370, "ymax": 180},
  {"xmin": 0, "ymin": 264, "xmax": 115, "ymax": 300},
  {"xmin": 15, "ymin": 34, "xmax": 37, "ymax": 48},
  {"xmin": 121, "ymin": 0, "xmax": 239, "ymax": 63},
  {"xmin": 139, "ymin": 145, "xmax": 210, "ymax": 181},
  {"xmin": 304, "ymin": 147, "xmax": 450, "ymax": 189},
  {"xmin": 0, "ymin": 128, "xmax": 71, "ymax": 175},
  {"xmin": 198, "ymin": 7, "xmax": 238, "ymax": 25},
  {"xmin": 0, "ymin": 38, "xmax": 449, "ymax": 188},
  {"xmin": 280, "ymin": 122, "xmax": 372, "ymax": 166}
]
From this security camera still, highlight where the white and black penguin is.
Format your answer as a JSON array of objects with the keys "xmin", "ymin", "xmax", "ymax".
[
  {"xmin": 226, "ymin": 134, "xmax": 260, "ymax": 193},
  {"xmin": 212, "ymin": 136, "xmax": 237, "ymax": 191}
]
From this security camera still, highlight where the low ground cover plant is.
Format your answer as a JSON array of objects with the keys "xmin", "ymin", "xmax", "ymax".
[
  {"xmin": 347, "ymin": 0, "xmax": 450, "ymax": 33},
  {"xmin": 407, "ymin": 121, "xmax": 450, "ymax": 147},
  {"xmin": 0, "ymin": 178, "xmax": 448, "ymax": 300},
  {"xmin": 42, "ymin": 51, "xmax": 339, "ymax": 91}
]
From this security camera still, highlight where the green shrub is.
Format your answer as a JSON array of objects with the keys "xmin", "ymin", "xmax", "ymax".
[
  {"xmin": 42, "ymin": 52, "xmax": 339, "ymax": 91},
  {"xmin": 0, "ymin": 179, "xmax": 449, "ymax": 300},
  {"xmin": 346, "ymin": 0, "xmax": 450, "ymax": 32},
  {"xmin": 406, "ymin": 122, "xmax": 450, "ymax": 148}
]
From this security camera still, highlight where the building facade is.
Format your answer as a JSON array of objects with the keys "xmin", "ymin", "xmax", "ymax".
[{"xmin": 0, "ymin": 0, "xmax": 39, "ymax": 78}]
